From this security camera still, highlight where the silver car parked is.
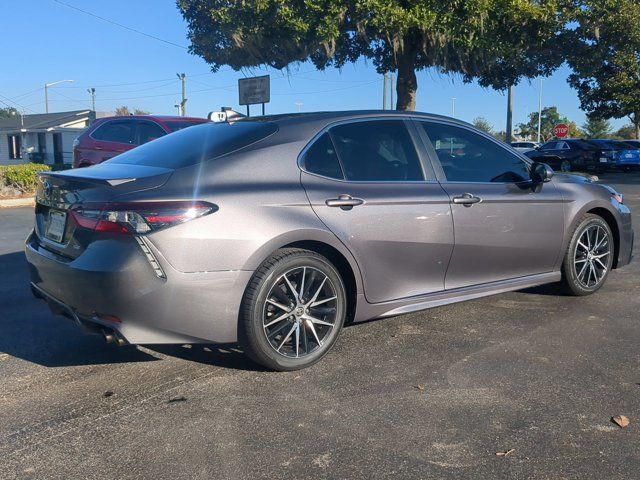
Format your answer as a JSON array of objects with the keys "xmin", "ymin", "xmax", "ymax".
[{"xmin": 26, "ymin": 111, "xmax": 634, "ymax": 370}]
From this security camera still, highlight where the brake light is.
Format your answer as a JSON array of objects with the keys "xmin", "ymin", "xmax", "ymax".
[{"xmin": 71, "ymin": 201, "xmax": 217, "ymax": 234}]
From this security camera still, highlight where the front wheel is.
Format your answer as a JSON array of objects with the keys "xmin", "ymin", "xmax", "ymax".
[
  {"xmin": 239, "ymin": 248, "xmax": 346, "ymax": 371},
  {"xmin": 561, "ymin": 214, "xmax": 614, "ymax": 296}
]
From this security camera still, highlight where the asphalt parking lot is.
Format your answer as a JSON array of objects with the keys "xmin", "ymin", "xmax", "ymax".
[{"xmin": 1, "ymin": 172, "xmax": 639, "ymax": 480}]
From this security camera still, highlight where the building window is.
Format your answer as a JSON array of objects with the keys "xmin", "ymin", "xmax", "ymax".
[{"xmin": 8, "ymin": 134, "xmax": 22, "ymax": 159}]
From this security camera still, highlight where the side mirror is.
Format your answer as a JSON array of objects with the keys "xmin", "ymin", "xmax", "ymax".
[{"xmin": 531, "ymin": 162, "xmax": 553, "ymax": 185}]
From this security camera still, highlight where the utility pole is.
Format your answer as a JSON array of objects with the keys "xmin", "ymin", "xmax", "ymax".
[
  {"xmin": 174, "ymin": 102, "xmax": 182, "ymax": 116},
  {"xmin": 537, "ymin": 78, "xmax": 543, "ymax": 143},
  {"xmin": 382, "ymin": 73, "xmax": 388, "ymax": 110},
  {"xmin": 451, "ymin": 97, "xmax": 456, "ymax": 118},
  {"xmin": 505, "ymin": 85, "xmax": 513, "ymax": 144},
  {"xmin": 44, "ymin": 79, "xmax": 74, "ymax": 114},
  {"xmin": 177, "ymin": 73, "xmax": 187, "ymax": 116},
  {"xmin": 295, "ymin": 102, "xmax": 303, "ymax": 112},
  {"xmin": 87, "ymin": 88, "xmax": 96, "ymax": 111}
]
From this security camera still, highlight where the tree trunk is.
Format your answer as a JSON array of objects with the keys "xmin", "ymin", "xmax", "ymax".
[
  {"xmin": 505, "ymin": 85, "xmax": 513, "ymax": 143},
  {"xmin": 635, "ymin": 114, "xmax": 640, "ymax": 139},
  {"xmin": 395, "ymin": 53, "xmax": 417, "ymax": 111}
]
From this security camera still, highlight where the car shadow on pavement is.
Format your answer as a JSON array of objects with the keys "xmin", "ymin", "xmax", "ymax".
[
  {"xmin": 0, "ymin": 251, "xmax": 159, "ymax": 368},
  {"xmin": 147, "ymin": 344, "xmax": 265, "ymax": 371}
]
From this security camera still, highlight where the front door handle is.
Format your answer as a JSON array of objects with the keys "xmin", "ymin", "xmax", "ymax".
[
  {"xmin": 325, "ymin": 194, "xmax": 364, "ymax": 210},
  {"xmin": 452, "ymin": 193, "xmax": 482, "ymax": 206}
]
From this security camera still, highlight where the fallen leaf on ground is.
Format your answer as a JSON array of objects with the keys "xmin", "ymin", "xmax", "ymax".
[
  {"xmin": 612, "ymin": 415, "xmax": 630, "ymax": 428},
  {"xmin": 0, "ymin": 353, "xmax": 9, "ymax": 361},
  {"xmin": 293, "ymin": 375, "xmax": 301, "ymax": 381},
  {"xmin": 103, "ymin": 391, "xmax": 114, "ymax": 398},
  {"xmin": 496, "ymin": 449, "xmax": 515, "ymax": 457},
  {"xmin": 414, "ymin": 384, "xmax": 426, "ymax": 393},
  {"xmin": 168, "ymin": 396, "xmax": 187, "ymax": 403}
]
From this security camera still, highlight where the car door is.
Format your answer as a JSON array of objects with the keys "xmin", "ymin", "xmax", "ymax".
[
  {"xmin": 415, "ymin": 120, "xmax": 565, "ymax": 290},
  {"xmin": 89, "ymin": 119, "xmax": 137, "ymax": 162},
  {"xmin": 300, "ymin": 118, "xmax": 454, "ymax": 304}
]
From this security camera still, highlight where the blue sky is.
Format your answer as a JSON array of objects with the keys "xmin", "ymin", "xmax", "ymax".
[{"xmin": 2, "ymin": 0, "xmax": 627, "ymax": 131}]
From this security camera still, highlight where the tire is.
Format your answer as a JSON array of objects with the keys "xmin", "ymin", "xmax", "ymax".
[
  {"xmin": 560, "ymin": 159, "xmax": 572, "ymax": 172},
  {"xmin": 239, "ymin": 248, "xmax": 347, "ymax": 371},
  {"xmin": 560, "ymin": 214, "xmax": 614, "ymax": 296}
]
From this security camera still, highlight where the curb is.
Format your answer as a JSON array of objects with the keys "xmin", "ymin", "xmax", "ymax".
[{"xmin": 0, "ymin": 197, "xmax": 35, "ymax": 208}]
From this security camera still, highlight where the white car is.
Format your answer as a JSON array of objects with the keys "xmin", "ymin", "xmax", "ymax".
[{"xmin": 511, "ymin": 141, "xmax": 540, "ymax": 153}]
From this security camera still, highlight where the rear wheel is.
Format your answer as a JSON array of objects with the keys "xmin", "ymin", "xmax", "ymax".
[
  {"xmin": 560, "ymin": 159, "xmax": 572, "ymax": 172},
  {"xmin": 561, "ymin": 214, "xmax": 613, "ymax": 296},
  {"xmin": 239, "ymin": 248, "xmax": 346, "ymax": 371}
]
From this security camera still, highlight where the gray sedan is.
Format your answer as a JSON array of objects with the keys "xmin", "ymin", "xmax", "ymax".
[{"xmin": 25, "ymin": 111, "xmax": 634, "ymax": 370}]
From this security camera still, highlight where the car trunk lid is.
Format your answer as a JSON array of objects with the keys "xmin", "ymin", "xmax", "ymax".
[{"xmin": 34, "ymin": 163, "xmax": 173, "ymax": 259}]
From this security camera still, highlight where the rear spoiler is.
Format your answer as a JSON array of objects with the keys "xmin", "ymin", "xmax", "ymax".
[{"xmin": 39, "ymin": 171, "xmax": 136, "ymax": 187}]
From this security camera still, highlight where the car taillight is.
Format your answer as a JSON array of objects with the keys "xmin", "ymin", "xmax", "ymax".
[{"xmin": 71, "ymin": 201, "xmax": 217, "ymax": 234}]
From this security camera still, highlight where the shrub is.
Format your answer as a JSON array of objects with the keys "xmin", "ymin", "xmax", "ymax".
[{"xmin": 0, "ymin": 163, "xmax": 51, "ymax": 192}]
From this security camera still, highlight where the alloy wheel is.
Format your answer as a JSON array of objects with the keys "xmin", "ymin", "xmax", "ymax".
[
  {"xmin": 574, "ymin": 224, "xmax": 611, "ymax": 288},
  {"xmin": 262, "ymin": 266, "xmax": 338, "ymax": 358},
  {"xmin": 560, "ymin": 160, "xmax": 571, "ymax": 172}
]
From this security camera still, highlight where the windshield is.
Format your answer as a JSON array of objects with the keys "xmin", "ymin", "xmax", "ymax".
[{"xmin": 107, "ymin": 121, "xmax": 278, "ymax": 169}]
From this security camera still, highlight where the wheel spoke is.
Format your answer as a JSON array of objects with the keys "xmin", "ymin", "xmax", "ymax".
[
  {"xmin": 277, "ymin": 322, "xmax": 297, "ymax": 352},
  {"xmin": 267, "ymin": 320, "xmax": 292, "ymax": 339},
  {"xmin": 305, "ymin": 319, "xmax": 323, "ymax": 346},
  {"xmin": 311, "ymin": 295, "xmax": 337, "ymax": 307},
  {"xmin": 299, "ymin": 267, "xmax": 306, "ymax": 299},
  {"xmin": 302, "ymin": 314, "xmax": 333, "ymax": 327},
  {"xmin": 308, "ymin": 277, "xmax": 328, "ymax": 305},
  {"xmin": 294, "ymin": 323, "xmax": 300, "ymax": 358},
  {"xmin": 577, "ymin": 260, "xmax": 589, "ymax": 280},
  {"xmin": 577, "ymin": 241, "xmax": 589, "ymax": 252},
  {"xmin": 594, "ymin": 258, "xmax": 608, "ymax": 271},
  {"xmin": 283, "ymin": 274, "xmax": 299, "ymax": 302},
  {"xmin": 264, "ymin": 311, "xmax": 291, "ymax": 328},
  {"xmin": 266, "ymin": 298, "xmax": 291, "ymax": 312}
]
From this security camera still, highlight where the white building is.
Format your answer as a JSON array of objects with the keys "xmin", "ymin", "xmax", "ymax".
[{"xmin": 0, "ymin": 110, "xmax": 95, "ymax": 166}]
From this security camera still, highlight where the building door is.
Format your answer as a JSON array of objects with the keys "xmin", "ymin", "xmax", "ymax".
[{"xmin": 53, "ymin": 133, "xmax": 63, "ymax": 164}]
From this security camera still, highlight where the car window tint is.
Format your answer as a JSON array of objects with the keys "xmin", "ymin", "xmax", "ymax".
[
  {"xmin": 302, "ymin": 133, "xmax": 344, "ymax": 179},
  {"xmin": 137, "ymin": 121, "xmax": 166, "ymax": 145},
  {"xmin": 92, "ymin": 121, "xmax": 136, "ymax": 144},
  {"xmin": 420, "ymin": 122, "xmax": 530, "ymax": 183},
  {"xmin": 540, "ymin": 142, "xmax": 557, "ymax": 150},
  {"xmin": 107, "ymin": 122, "xmax": 278, "ymax": 169},
  {"xmin": 163, "ymin": 120, "xmax": 206, "ymax": 132},
  {"xmin": 328, "ymin": 120, "xmax": 423, "ymax": 181}
]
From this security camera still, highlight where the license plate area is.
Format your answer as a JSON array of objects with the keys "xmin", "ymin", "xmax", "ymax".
[{"xmin": 45, "ymin": 210, "xmax": 67, "ymax": 243}]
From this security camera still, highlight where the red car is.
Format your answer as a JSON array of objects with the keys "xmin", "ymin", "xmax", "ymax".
[{"xmin": 73, "ymin": 115, "xmax": 208, "ymax": 168}]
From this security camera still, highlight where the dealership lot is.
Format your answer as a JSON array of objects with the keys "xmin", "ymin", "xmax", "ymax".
[{"xmin": 1, "ymin": 172, "xmax": 639, "ymax": 480}]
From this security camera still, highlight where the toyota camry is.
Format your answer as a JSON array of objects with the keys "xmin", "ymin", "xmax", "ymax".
[{"xmin": 26, "ymin": 111, "xmax": 634, "ymax": 370}]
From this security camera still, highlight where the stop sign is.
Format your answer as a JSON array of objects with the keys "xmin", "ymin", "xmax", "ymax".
[{"xmin": 553, "ymin": 123, "xmax": 569, "ymax": 138}]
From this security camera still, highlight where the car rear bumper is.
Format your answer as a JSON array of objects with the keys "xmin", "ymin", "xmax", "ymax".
[{"xmin": 25, "ymin": 230, "xmax": 252, "ymax": 344}]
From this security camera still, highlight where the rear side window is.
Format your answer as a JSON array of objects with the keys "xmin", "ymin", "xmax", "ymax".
[
  {"xmin": 540, "ymin": 142, "xmax": 558, "ymax": 150},
  {"xmin": 328, "ymin": 120, "xmax": 424, "ymax": 181},
  {"xmin": 107, "ymin": 122, "xmax": 278, "ymax": 169},
  {"xmin": 137, "ymin": 121, "xmax": 166, "ymax": 145},
  {"xmin": 92, "ymin": 121, "xmax": 136, "ymax": 144},
  {"xmin": 301, "ymin": 133, "xmax": 343, "ymax": 179}
]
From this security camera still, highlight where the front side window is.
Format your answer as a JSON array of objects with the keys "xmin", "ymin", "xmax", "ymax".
[
  {"xmin": 328, "ymin": 120, "xmax": 424, "ymax": 181},
  {"xmin": 137, "ymin": 121, "xmax": 166, "ymax": 145},
  {"xmin": 301, "ymin": 132, "xmax": 343, "ymax": 179},
  {"xmin": 540, "ymin": 142, "xmax": 558, "ymax": 151},
  {"xmin": 92, "ymin": 121, "xmax": 136, "ymax": 144},
  {"xmin": 420, "ymin": 122, "xmax": 530, "ymax": 183}
]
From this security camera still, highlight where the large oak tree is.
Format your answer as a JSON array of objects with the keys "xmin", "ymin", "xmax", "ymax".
[{"xmin": 177, "ymin": 0, "xmax": 564, "ymax": 110}]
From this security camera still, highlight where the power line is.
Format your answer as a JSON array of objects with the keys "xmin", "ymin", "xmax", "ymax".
[{"xmin": 51, "ymin": 0, "xmax": 188, "ymax": 50}]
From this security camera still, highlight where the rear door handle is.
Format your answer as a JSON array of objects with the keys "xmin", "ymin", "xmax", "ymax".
[
  {"xmin": 452, "ymin": 193, "xmax": 482, "ymax": 206},
  {"xmin": 325, "ymin": 194, "xmax": 364, "ymax": 210}
]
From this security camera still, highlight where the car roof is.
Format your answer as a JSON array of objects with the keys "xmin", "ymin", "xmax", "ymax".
[
  {"xmin": 240, "ymin": 110, "xmax": 475, "ymax": 130},
  {"xmin": 97, "ymin": 115, "xmax": 206, "ymax": 122}
]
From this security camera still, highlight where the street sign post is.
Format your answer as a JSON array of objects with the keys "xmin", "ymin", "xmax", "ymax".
[
  {"xmin": 553, "ymin": 123, "xmax": 569, "ymax": 138},
  {"xmin": 238, "ymin": 75, "xmax": 270, "ymax": 116}
]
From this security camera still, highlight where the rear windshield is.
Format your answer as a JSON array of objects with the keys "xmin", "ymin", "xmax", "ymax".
[
  {"xmin": 106, "ymin": 122, "xmax": 278, "ymax": 169},
  {"xmin": 163, "ymin": 120, "xmax": 207, "ymax": 132}
]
